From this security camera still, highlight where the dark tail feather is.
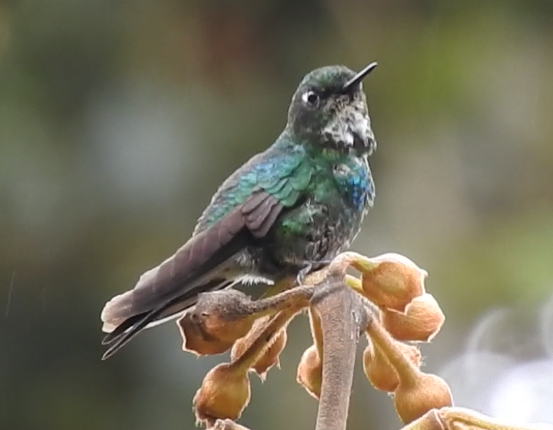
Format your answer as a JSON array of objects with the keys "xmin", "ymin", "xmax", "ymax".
[
  {"xmin": 101, "ymin": 278, "xmax": 234, "ymax": 359},
  {"xmin": 100, "ymin": 219, "xmax": 251, "ymax": 358},
  {"xmin": 101, "ymin": 301, "xmax": 176, "ymax": 361},
  {"xmin": 101, "ymin": 276, "xmax": 233, "ymax": 346},
  {"xmin": 102, "ymin": 314, "xmax": 144, "ymax": 345}
]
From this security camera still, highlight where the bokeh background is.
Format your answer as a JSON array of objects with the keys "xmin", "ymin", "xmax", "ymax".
[{"xmin": 2, "ymin": 1, "xmax": 553, "ymax": 429}]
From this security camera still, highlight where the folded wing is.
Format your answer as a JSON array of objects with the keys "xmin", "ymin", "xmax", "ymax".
[{"xmin": 100, "ymin": 190, "xmax": 284, "ymax": 359}]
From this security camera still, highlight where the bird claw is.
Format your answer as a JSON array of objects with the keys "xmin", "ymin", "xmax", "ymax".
[
  {"xmin": 296, "ymin": 260, "xmax": 333, "ymax": 285},
  {"xmin": 296, "ymin": 265, "xmax": 312, "ymax": 286}
]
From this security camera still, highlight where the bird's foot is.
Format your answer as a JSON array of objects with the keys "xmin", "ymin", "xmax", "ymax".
[{"xmin": 295, "ymin": 260, "xmax": 333, "ymax": 285}]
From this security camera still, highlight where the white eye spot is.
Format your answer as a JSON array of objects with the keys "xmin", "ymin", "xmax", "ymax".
[{"xmin": 302, "ymin": 90, "xmax": 320, "ymax": 107}]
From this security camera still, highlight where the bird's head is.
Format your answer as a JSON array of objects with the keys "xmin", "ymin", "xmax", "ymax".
[{"xmin": 287, "ymin": 62, "xmax": 378, "ymax": 157}]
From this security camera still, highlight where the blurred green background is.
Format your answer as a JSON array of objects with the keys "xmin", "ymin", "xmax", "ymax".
[{"xmin": 2, "ymin": 1, "xmax": 553, "ymax": 430}]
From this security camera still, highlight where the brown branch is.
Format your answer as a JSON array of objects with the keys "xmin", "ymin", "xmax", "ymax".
[
  {"xmin": 228, "ymin": 284, "xmax": 315, "ymax": 364},
  {"xmin": 310, "ymin": 275, "xmax": 369, "ymax": 430},
  {"xmin": 230, "ymin": 304, "xmax": 304, "ymax": 373}
]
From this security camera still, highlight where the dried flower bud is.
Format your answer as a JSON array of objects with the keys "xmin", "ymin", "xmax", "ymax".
[
  {"xmin": 363, "ymin": 340, "xmax": 421, "ymax": 392},
  {"xmin": 393, "ymin": 371, "xmax": 453, "ymax": 424},
  {"xmin": 178, "ymin": 313, "xmax": 235, "ymax": 355},
  {"xmin": 193, "ymin": 363, "xmax": 251, "ymax": 424},
  {"xmin": 251, "ymin": 329, "xmax": 287, "ymax": 379},
  {"xmin": 178, "ymin": 290, "xmax": 257, "ymax": 355},
  {"xmin": 381, "ymin": 293, "xmax": 445, "ymax": 342},
  {"xmin": 358, "ymin": 253, "xmax": 427, "ymax": 312},
  {"xmin": 195, "ymin": 289, "xmax": 258, "ymax": 342},
  {"xmin": 296, "ymin": 345, "xmax": 322, "ymax": 399}
]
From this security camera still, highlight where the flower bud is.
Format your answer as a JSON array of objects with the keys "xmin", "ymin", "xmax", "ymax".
[
  {"xmin": 296, "ymin": 344, "xmax": 322, "ymax": 399},
  {"xmin": 358, "ymin": 253, "xmax": 427, "ymax": 312},
  {"xmin": 393, "ymin": 371, "xmax": 453, "ymax": 424},
  {"xmin": 363, "ymin": 341, "xmax": 421, "ymax": 392},
  {"xmin": 381, "ymin": 293, "xmax": 445, "ymax": 342},
  {"xmin": 193, "ymin": 363, "xmax": 251, "ymax": 424},
  {"xmin": 178, "ymin": 313, "xmax": 235, "ymax": 355},
  {"xmin": 177, "ymin": 290, "xmax": 257, "ymax": 355}
]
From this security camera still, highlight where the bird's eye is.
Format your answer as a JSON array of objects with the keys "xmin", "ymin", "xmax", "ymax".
[{"xmin": 302, "ymin": 90, "xmax": 320, "ymax": 107}]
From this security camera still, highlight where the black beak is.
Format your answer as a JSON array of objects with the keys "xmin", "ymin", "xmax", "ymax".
[{"xmin": 342, "ymin": 62, "xmax": 378, "ymax": 92}]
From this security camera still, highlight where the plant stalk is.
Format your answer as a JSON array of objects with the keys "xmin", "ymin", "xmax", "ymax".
[{"xmin": 311, "ymin": 278, "xmax": 368, "ymax": 430}]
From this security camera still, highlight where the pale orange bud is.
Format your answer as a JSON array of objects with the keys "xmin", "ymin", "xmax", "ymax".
[
  {"xmin": 251, "ymin": 329, "xmax": 287, "ymax": 379},
  {"xmin": 177, "ymin": 290, "xmax": 257, "ymax": 356},
  {"xmin": 358, "ymin": 253, "xmax": 427, "ymax": 312},
  {"xmin": 178, "ymin": 313, "xmax": 235, "ymax": 356},
  {"xmin": 381, "ymin": 293, "xmax": 445, "ymax": 342},
  {"xmin": 193, "ymin": 363, "xmax": 251, "ymax": 424},
  {"xmin": 296, "ymin": 344, "xmax": 322, "ymax": 399},
  {"xmin": 393, "ymin": 371, "xmax": 453, "ymax": 424},
  {"xmin": 363, "ymin": 341, "xmax": 421, "ymax": 392}
]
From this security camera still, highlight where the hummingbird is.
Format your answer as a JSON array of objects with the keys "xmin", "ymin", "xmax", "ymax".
[{"xmin": 100, "ymin": 62, "xmax": 378, "ymax": 360}]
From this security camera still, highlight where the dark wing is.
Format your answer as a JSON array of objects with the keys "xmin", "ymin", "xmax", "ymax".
[{"xmin": 100, "ymin": 190, "xmax": 284, "ymax": 359}]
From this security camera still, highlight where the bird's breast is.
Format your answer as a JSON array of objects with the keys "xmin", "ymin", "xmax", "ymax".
[{"xmin": 333, "ymin": 156, "xmax": 375, "ymax": 212}]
